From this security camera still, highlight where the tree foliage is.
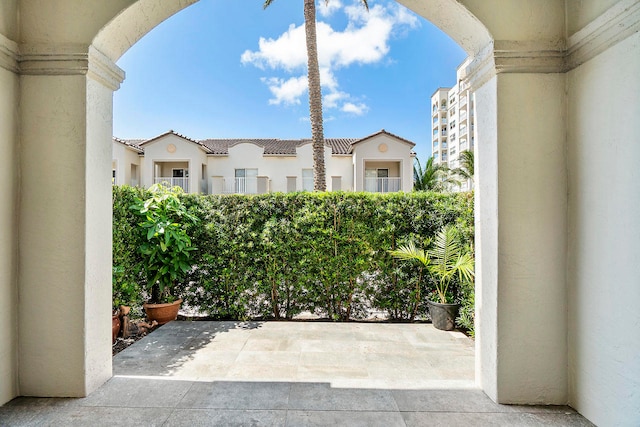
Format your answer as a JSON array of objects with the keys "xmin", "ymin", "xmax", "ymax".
[{"xmin": 413, "ymin": 157, "xmax": 459, "ymax": 192}]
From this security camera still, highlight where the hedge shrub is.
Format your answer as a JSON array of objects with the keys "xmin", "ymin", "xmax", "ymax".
[{"xmin": 113, "ymin": 187, "xmax": 474, "ymax": 329}]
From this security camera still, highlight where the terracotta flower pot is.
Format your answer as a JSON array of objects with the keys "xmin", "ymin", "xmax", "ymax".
[
  {"xmin": 143, "ymin": 299, "xmax": 182, "ymax": 325},
  {"xmin": 427, "ymin": 300, "xmax": 460, "ymax": 331},
  {"xmin": 112, "ymin": 314, "xmax": 121, "ymax": 344}
]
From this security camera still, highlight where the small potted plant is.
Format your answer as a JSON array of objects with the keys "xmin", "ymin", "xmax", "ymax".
[
  {"xmin": 130, "ymin": 183, "xmax": 198, "ymax": 324},
  {"xmin": 390, "ymin": 225, "xmax": 474, "ymax": 330}
]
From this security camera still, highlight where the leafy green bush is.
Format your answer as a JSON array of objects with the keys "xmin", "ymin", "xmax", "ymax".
[
  {"xmin": 113, "ymin": 188, "xmax": 475, "ymax": 328},
  {"xmin": 112, "ymin": 185, "xmax": 147, "ymax": 309},
  {"xmin": 130, "ymin": 184, "xmax": 199, "ymax": 303}
]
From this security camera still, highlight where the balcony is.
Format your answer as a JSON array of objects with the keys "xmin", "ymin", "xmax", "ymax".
[
  {"xmin": 460, "ymin": 96, "xmax": 468, "ymax": 108},
  {"xmin": 154, "ymin": 177, "xmax": 189, "ymax": 193},
  {"xmin": 210, "ymin": 176, "xmax": 269, "ymax": 194}
]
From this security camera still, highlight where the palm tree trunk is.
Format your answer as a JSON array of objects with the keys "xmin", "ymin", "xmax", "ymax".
[{"xmin": 304, "ymin": 0, "xmax": 326, "ymax": 191}]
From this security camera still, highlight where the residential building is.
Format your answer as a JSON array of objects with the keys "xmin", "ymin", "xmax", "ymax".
[
  {"xmin": 112, "ymin": 129, "xmax": 416, "ymax": 194},
  {"xmin": 431, "ymin": 57, "xmax": 475, "ymax": 191}
]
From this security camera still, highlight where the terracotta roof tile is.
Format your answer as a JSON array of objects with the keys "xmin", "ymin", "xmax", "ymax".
[
  {"xmin": 113, "ymin": 137, "xmax": 144, "ymax": 153},
  {"xmin": 114, "ymin": 130, "xmax": 413, "ymax": 156}
]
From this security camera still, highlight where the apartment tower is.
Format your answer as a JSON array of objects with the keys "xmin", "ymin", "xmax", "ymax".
[{"xmin": 430, "ymin": 58, "xmax": 475, "ymax": 191}]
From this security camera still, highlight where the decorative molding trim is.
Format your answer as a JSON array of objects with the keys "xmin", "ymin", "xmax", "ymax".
[
  {"xmin": 465, "ymin": 42, "xmax": 496, "ymax": 91},
  {"xmin": 18, "ymin": 43, "xmax": 124, "ymax": 90},
  {"xmin": 88, "ymin": 46, "xmax": 126, "ymax": 91},
  {"xmin": 466, "ymin": 0, "xmax": 640, "ymax": 90},
  {"xmin": 0, "ymin": 33, "xmax": 19, "ymax": 73},
  {"xmin": 566, "ymin": 0, "xmax": 640, "ymax": 70},
  {"xmin": 493, "ymin": 40, "xmax": 565, "ymax": 74},
  {"xmin": 19, "ymin": 43, "xmax": 91, "ymax": 76}
]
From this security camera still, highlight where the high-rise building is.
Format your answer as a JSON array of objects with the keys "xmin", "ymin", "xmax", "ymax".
[{"xmin": 430, "ymin": 58, "xmax": 475, "ymax": 191}]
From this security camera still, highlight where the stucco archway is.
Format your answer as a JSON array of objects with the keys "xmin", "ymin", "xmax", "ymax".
[{"xmin": 3, "ymin": 2, "xmax": 639, "ymax": 425}]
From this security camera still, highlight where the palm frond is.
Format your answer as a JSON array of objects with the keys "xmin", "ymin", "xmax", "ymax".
[{"xmin": 389, "ymin": 240, "xmax": 431, "ymax": 268}]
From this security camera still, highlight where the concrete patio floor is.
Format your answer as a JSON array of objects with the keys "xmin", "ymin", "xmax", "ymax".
[{"xmin": 1, "ymin": 321, "xmax": 593, "ymax": 426}]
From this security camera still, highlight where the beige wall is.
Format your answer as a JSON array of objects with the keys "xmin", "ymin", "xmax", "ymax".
[
  {"xmin": 566, "ymin": 0, "xmax": 621, "ymax": 35},
  {"xmin": 112, "ymin": 142, "xmax": 141, "ymax": 186},
  {"xmin": 0, "ymin": 24, "xmax": 19, "ymax": 404},
  {"xmin": 567, "ymin": 30, "xmax": 640, "ymax": 426},
  {"xmin": 208, "ymin": 143, "xmax": 354, "ymax": 193}
]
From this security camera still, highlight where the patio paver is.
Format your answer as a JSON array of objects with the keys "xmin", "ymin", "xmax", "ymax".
[{"xmin": 0, "ymin": 321, "xmax": 594, "ymax": 426}]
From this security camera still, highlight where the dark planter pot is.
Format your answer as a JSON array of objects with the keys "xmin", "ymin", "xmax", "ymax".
[
  {"xmin": 143, "ymin": 298, "xmax": 182, "ymax": 325},
  {"xmin": 112, "ymin": 314, "xmax": 121, "ymax": 344},
  {"xmin": 428, "ymin": 300, "xmax": 460, "ymax": 331}
]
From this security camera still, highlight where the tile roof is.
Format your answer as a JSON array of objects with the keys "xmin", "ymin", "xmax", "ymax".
[
  {"xmin": 353, "ymin": 129, "xmax": 416, "ymax": 147},
  {"xmin": 113, "ymin": 136, "xmax": 144, "ymax": 153},
  {"xmin": 114, "ymin": 130, "xmax": 412, "ymax": 156},
  {"xmin": 199, "ymin": 138, "xmax": 359, "ymax": 155}
]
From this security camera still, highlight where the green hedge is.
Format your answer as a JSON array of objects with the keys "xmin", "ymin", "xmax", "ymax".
[{"xmin": 113, "ymin": 187, "xmax": 474, "ymax": 328}]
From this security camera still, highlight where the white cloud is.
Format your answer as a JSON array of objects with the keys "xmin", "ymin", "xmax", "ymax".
[
  {"xmin": 243, "ymin": 1, "xmax": 419, "ymax": 114},
  {"xmin": 342, "ymin": 102, "xmax": 369, "ymax": 115},
  {"xmin": 261, "ymin": 76, "xmax": 308, "ymax": 105},
  {"xmin": 323, "ymin": 91, "xmax": 348, "ymax": 109},
  {"xmin": 241, "ymin": 24, "xmax": 307, "ymax": 71},
  {"xmin": 318, "ymin": 0, "xmax": 342, "ymax": 17}
]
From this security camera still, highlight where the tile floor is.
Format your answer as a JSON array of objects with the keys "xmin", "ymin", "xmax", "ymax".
[{"xmin": 0, "ymin": 321, "xmax": 594, "ymax": 426}]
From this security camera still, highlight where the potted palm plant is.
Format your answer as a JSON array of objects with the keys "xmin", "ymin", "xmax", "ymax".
[
  {"xmin": 390, "ymin": 225, "xmax": 474, "ymax": 330},
  {"xmin": 130, "ymin": 183, "xmax": 198, "ymax": 324}
]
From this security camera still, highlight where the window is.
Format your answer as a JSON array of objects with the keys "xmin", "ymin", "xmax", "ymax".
[
  {"xmin": 172, "ymin": 168, "xmax": 188, "ymax": 178},
  {"xmin": 302, "ymin": 168, "xmax": 314, "ymax": 191},
  {"xmin": 112, "ymin": 169, "xmax": 116, "ymax": 185}
]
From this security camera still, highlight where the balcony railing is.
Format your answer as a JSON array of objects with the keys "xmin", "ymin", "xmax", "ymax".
[
  {"xmin": 364, "ymin": 177, "xmax": 402, "ymax": 193},
  {"xmin": 154, "ymin": 177, "xmax": 189, "ymax": 193},
  {"xmin": 224, "ymin": 177, "xmax": 259, "ymax": 194}
]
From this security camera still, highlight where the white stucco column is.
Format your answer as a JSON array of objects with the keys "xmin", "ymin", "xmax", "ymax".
[
  {"xmin": 470, "ymin": 43, "xmax": 568, "ymax": 404},
  {"xmin": 18, "ymin": 45, "xmax": 124, "ymax": 397}
]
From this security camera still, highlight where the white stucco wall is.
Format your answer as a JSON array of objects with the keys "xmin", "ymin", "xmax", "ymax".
[
  {"xmin": 112, "ymin": 142, "xmax": 141, "ymax": 186},
  {"xmin": 0, "ymin": 44, "xmax": 19, "ymax": 406},
  {"xmin": 567, "ymin": 30, "xmax": 640, "ymax": 427},
  {"xmin": 475, "ymin": 72, "xmax": 568, "ymax": 405},
  {"xmin": 207, "ymin": 143, "xmax": 354, "ymax": 193}
]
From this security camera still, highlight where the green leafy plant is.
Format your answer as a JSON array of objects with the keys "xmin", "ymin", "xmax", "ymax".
[
  {"xmin": 130, "ymin": 183, "xmax": 199, "ymax": 303},
  {"xmin": 114, "ymin": 189, "xmax": 474, "ymax": 324},
  {"xmin": 390, "ymin": 225, "xmax": 474, "ymax": 304}
]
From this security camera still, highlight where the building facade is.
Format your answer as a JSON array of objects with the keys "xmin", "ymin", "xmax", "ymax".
[
  {"xmin": 113, "ymin": 129, "xmax": 416, "ymax": 194},
  {"xmin": 431, "ymin": 58, "xmax": 475, "ymax": 190}
]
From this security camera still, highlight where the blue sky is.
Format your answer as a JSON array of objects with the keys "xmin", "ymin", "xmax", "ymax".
[{"xmin": 113, "ymin": 0, "xmax": 466, "ymax": 161}]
